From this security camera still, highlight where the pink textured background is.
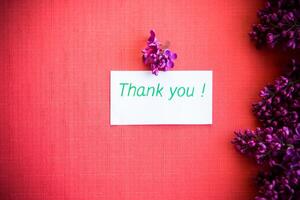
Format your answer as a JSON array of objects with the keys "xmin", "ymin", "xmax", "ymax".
[{"xmin": 0, "ymin": 0, "xmax": 287, "ymax": 199}]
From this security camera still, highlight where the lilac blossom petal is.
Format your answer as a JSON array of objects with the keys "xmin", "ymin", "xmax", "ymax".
[{"xmin": 148, "ymin": 30, "xmax": 156, "ymax": 43}]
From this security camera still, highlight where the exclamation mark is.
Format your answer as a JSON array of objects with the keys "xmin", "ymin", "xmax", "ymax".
[{"xmin": 201, "ymin": 83, "xmax": 206, "ymax": 97}]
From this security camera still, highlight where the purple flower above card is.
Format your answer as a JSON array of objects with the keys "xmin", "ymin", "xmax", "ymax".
[{"xmin": 142, "ymin": 30, "xmax": 177, "ymax": 76}]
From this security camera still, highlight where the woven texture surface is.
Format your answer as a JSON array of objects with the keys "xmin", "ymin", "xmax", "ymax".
[{"xmin": 1, "ymin": 0, "xmax": 284, "ymax": 199}]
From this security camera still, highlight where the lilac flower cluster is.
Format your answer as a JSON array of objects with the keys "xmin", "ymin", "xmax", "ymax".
[
  {"xmin": 233, "ymin": 60, "xmax": 300, "ymax": 199},
  {"xmin": 142, "ymin": 30, "xmax": 177, "ymax": 75},
  {"xmin": 249, "ymin": 0, "xmax": 300, "ymax": 49}
]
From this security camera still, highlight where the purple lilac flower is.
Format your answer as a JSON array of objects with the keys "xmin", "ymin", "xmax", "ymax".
[
  {"xmin": 233, "ymin": 60, "xmax": 300, "ymax": 199},
  {"xmin": 253, "ymin": 60, "xmax": 300, "ymax": 129},
  {"xmin": 249, "ymin": 0, "xmax": 300, "ymax": 49},
  {"xmin": 142, "ymin": 30, "xmax": 177, "ymax": 75}
]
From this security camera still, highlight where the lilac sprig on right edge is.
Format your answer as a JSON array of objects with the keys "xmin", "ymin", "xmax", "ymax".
[
  {"xmin": 232, "ymin": 60, "xmax": 300, "ymax": 200},
  {"xmin": 235, "ymin": 0, "xmax": 300, "ymax": 199},
  {"xmin": 249, "ymin": 0, "xmax": 300, "ymax": 49},
  {"xmin": 142, "ymin": 30, "xmax": 177, "ymax": 75},
  {"xmin": 253, "ymin": 60, "xmax": 300, "ymax": 130}
]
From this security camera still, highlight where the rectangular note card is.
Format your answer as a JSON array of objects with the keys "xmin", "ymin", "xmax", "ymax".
[{"xmin": 110, "ymin": 71, "xmax": 213, "ymax": 125}]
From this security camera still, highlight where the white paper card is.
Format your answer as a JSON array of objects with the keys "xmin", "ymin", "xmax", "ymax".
[{"xmin": 110, "ymin": 71, "xmax": 212, "ymax": 125}]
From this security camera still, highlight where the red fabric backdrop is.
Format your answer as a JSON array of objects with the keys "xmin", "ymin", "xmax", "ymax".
[{"xmin": 0, "ymin": 0, "xmax": 287, "ymax": 199}]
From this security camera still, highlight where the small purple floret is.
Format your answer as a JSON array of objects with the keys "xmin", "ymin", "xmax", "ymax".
[{"xmin": 142, "ymin": 30, "xmax": 177, "ymax": 75}]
